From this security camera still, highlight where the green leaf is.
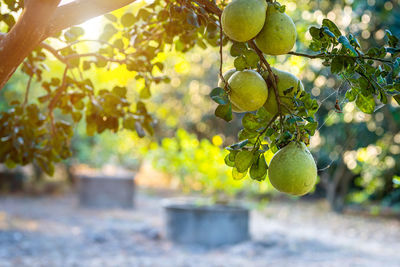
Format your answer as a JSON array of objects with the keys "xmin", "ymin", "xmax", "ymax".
[
  {"xmin": 37, "ymin": 158, "xmax": 55, "ymax": 176},
  {"xmin": 232, "ymin": 167, "xmax": 247, "ymax": 180},
  {"xmin": 243, "ymin": 50, "xmax": 259, "ymax": 68},
  {"xmin": 394, "ymin": 95, "xmax": 400, "ymax": 105},
  {"xmin": 348, "ymin": 34, "xmax": 361, "ymax": 49},
  {"xmin": 322, "ymin": 19, "xmax": 341, "ymax": 38},
  {"xmin": 5, "ymin": 158, "xmax": 16, "ymax": 169},
  {"xmin": 321, "ymin": 27, "xmax": 336, "ymax": 39},
  {"xmin": 136, "ymin": 101, "xmax": 147, "ymax": 114},
  {"xmin": 227, "ymin": 140, "xmax": 249, "ymax": 151},
  {"xmin": 305, "ymin": 122, "xmax": 318, "ymax": 135},
  {"xmin": 230, "ymin": 42, "xmax": 247, "ymax": 57},
  {"xmin": 113, "ymin": 39, "xmax": 124, "ymax": 50},
  {"xmin": 238, "ymin": 129, "xmax": 258, "ymax": 141},
  {"xmin": 215, "ymin": 103, "xmax": 233, "ymax": 122},
  {"xmin": 112, "ymin": 86, "xmax": 127, "ymax": 98},
  {"xmin": 83, "ymin": 61, "xmax": 91, "ymax": 71},
  {"xmin": 309, "ymin": 40, "xmax": 322, "ymax": 52},
  {"xmin": 140, "ymin": 87, "xmax": 151, "ymax": 99},
  {"xmin": 123, "ymin": 115, "xmax": 136, "ymax": 131},
  {"xmin": 234, "ymin": 56, "xmax": 247, "ymax": 71},
  {"xmin": 386, "ymin": 47, "xmax": 400, "ymax": 55},
  {"xmin": 385, "ymin": 30, "xmax": 399, "ymax": 47},
  {"xmin": 86, "ymin": 121, "xmax": 97, "ymax": 136},
  {"xmin": 331, "ymin": 56, "xmax": 344, "ymax": 74},
  {"xmin": 142, "ymin": 119, "xmax": 154, "ymax": 136},
  {"xmin": 64, "ymin": 27, "xmax": 84, "ymax": 42},
  {"xmin": 249, "ymin": 154, "xmax": 268, "ymax": 181},
  {"xmin": 121, "ymin": 13, "xmax": 136, "ymax": 27},
  {"xmin": 210, "ymin": 87, "xmax": 229, "ymax": 105},
  {"xmin": 379, "ymin": 91, "xmax": 388, "ymax": 104},
  {"xmin": 224, "ymin": 153, "xmax": 235, "ymax": 167},
  {"xmin": 242, "ymin": 113, "xmax": 260, "ymax": 130},
  {"xmin": 393, "ymin": 176, "xmax": 400, "ymax": 188},
  {"xmin": 309, "ymin": 27, "xmax": 321, "ymax": 40},
  {"xmin": 273, "ymin": 2, "xmax": 286, "ymax": 13},
  {"xmin": 71, "ymin": 111, "xmax": 82, "ymax": 122},
  {"xmin": 256, "ymin": 107, "xmax": 273, "ymax": 122},
  {"xmin": 235, "ymin": 150, "xmax": 254, "ymax": 172},
  {"xmin": 355, "ymin": 93, "xmax": 375, "ymax": 114},
  {"xmin": 137, "ymin": 9, "xmax": 152, "ymax": 21},
  {"xmin": 338, "ymin": 36, "xmax": 358, "ymax": 56}
]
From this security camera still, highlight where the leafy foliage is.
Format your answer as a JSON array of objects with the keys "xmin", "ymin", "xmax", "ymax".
[
  {"xmin": 1, "ymin": 0, "xmax": 224, "ymax": 173},
  {"xmin": 309, "ymin": 19, "xmax": 400, "ymax": 113},
  {"xmin": 0, "ymin": 0, "xmax": 399, "ymax": 192},
  {"xmin": 148, "ymin": 129, "xmax": 267, "ymax": 199}
]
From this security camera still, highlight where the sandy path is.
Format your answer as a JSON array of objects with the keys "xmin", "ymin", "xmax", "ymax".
[{"xmin": 0, "ymin": 190, "xmax": 399, "ymax": 267}]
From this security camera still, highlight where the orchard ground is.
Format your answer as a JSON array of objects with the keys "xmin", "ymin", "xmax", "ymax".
[{"xmin": 0, "ymin": 188, "xmax": 399, "ymax": 266}]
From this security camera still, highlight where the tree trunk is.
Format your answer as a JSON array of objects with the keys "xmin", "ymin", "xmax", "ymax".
[
  {"xmin": 0, "ymin": 0, "xmax": 136, "ymax": 89},
  {"xmin": 0, "ymin": 1, "xmax": 61, "ymax": 89}
]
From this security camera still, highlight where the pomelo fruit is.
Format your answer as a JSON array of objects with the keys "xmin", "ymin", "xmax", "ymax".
[
  {"xmin": 228, "ymin": 70, "xmax": 268, "ymax": 112},
  {"xmin": 255, "ymin": 4, "xmax": 296, "ymax": 55},
  {"xmin": 268, "ymin": 142, "xmax": 317, "ymax": 196},
  {"xmin": 222, "ymin": 0, "xmax": 268, "ymax": 42},
  {"xmin": 264, "ymin": 68, "xmax": 304, "ymax": 115},
  {"xmin": 218, "ymin": 69, "xmax": 243, "ymax": 113}
]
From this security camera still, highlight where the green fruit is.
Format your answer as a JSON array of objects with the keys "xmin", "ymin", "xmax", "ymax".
[
  {"xmin": 218, "ymin": 69, "xmax": 243, "ymax": 113},
  {"xmin": 264, "ymin": 68, "xmax": 304, "ymax": 115},
  {"xmin": 268, "ymin": 142, "xmax": 317, "ymax": 196},
  {"xmin": 255, "ymin": 4, "xmax": 296, "ymax": 55},
  {"xmin": 228, "ymin": 70, "xmax": 268, "ymax": 112},
  {"xmin": 222, "ymin": 0, "xmax": 268, "ymax": 42},
  {"xmin": 218, "ymin": 69, "xmax": 237, "ymax": 89}
]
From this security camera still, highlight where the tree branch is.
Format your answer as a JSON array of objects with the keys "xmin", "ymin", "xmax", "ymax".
[
  {"xmin": 287, "ymin": 51, "xmax": 393, "ymax": 64},
  {"xmin": 41, "ymin": 42, "xmax": 126, "ymax": 65},
  {"xmin": 0, "ymin": 0, "xmax": 139, "ymax": 90},
  {"xmin": 248, "ymin": 40, "xmax": 284, "ymax": 131},
  {"xmin": 0, "ymin": 0, "xmax": 61, "ymax": 89},
  {"xmin": 45, "ymin": 0, "xmax": 137, "ymax": 38}
]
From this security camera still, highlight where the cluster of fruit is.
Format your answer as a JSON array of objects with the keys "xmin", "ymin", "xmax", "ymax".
[
  {"xmin": 219, "ymin": 0, "xmax": 317, "ymax": 196},
  {"xmin": 220, "ymin": 0, "xmax": 300, "ymax": 114}
]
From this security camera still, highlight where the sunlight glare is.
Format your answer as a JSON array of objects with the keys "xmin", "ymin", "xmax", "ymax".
[{"xmin": 79, "ymin": 17, "xmax": 103, "ymax": 39}]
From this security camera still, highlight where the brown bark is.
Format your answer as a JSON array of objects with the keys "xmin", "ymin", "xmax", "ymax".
[{"xmin": 0, "ymin": 0, "xmax": 61, "ymax": 89}]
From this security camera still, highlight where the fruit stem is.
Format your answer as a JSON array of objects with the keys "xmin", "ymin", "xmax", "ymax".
[
  {"xmin": 248, "ymin": 40, "xmax": 284, "ymax": 132},
  {"xmin": 253, "ymin": 113, "xmax": 279, "ymax": 150},
  {"xmin": 218, "ymin": 14, "xmax": 229, "ymax": 93}
]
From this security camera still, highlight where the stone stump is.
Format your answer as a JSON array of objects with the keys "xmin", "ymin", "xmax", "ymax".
[{"xmin": 78, "ymin": 175, "xmax": 134, "ymax": 209}]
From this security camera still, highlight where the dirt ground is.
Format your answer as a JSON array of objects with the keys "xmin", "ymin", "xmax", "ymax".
[{"xmin": 0, "ymin": 189, "xmax": 399, "ymax": 267}]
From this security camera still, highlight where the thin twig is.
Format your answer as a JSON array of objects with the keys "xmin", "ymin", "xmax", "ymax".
[
  {"xmin": 41, "ymin": 42, "xmax": 126, "ymax": 65},
  {"xmin": 218, "ymin": 14, "xmax": 228, "ymax": 92},
  {"xmin": 287, "ymin": 51, "xmax": 393, "ymax": 64},
  {"xmin": 248, "ymin": 40, "xmax": 284, "ymax": 132},
  {"xmin": 253, "ymin": 114, "xmax": 279, "ymax": 150},
  {"xmin": 23, "ymin": 75, "xmax": 33, "ymax": 107},
  {"xmin": 56, "ymin": 39, "xmax": 120, "ymax": 52},
  {"xmin": 49, "ymin": 66, "xmax": 69, "ymax": 134}
]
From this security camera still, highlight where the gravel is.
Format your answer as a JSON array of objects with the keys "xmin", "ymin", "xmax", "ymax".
[{"xmin": 0, "ymin": 190, "xmax": 399, "ymax": 267}]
